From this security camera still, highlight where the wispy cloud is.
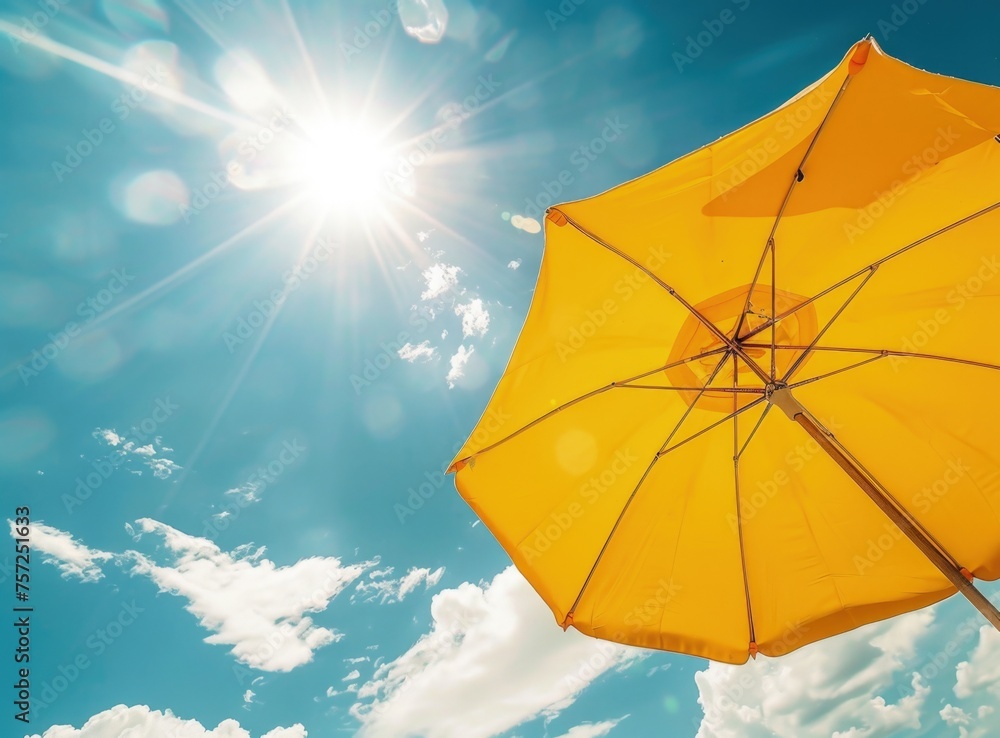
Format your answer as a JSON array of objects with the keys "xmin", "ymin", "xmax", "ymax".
[
  {"xmin": 10, "ymin": 520, "xmax": 112, "ymax": 583},
  {"xmin": 125, "ymin": 518, "xmax": 372, "ymax": 672}
]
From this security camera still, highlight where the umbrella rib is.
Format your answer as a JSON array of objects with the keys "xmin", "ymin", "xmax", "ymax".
[
  {"xmin": 787, "ymin": 354, "xmax": 887, "ymax": 389},
  {"xmin": 553, "ymin": 212, "xmax": 773, "ymax": 385},
  {"xmin": 658, "ymin": 397, "xmax": 767, "ymax": 459},
  {"xmin": 563, "ymin": 351, "xmax": 732, "ymax": 623},
  {"xmin": 616, "ymin": 384, "xmax": 763, "ymax": 393},
  {"xmin": 737, "ymin": 404, "xmax": 773, "ymax": 459},
  {"xmin": 741, "ymin": 199, "xmax": 1000, "ymax": 344},
  {"xmin": 450, "ymin": 348, "xmax": 728, "ymax": 469},
  {"xmin": 779, "ymin": 266, "xmax": 878, "ymax": 383},
  {"xmin": 732, "ymin": 71, "xmax": 855, "ymax": 341},
  {"xmin": 744, "ymin": 344, "xmax": 1000, "ymax": 373},
  {"xmin": 733, "ymin": 355, "xmax": 757, "ymax": 649}
]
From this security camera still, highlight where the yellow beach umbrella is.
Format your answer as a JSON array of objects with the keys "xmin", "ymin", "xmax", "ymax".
[{"xmin": 448, "ymin": 38, "xmax": 1000, "ymax": 664}]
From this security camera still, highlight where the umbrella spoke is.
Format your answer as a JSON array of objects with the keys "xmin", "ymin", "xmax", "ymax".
[
  {"xmin": 779, "ymin": 266, "xmax": 878, "ymax": 383},
  {"xmin": 733, "ymin": 71, "xmax": 855, "ymax": 341},
  {"xmin": 733, "ymin": 356, "xmax": 757, "ymax": 650},
  {"xmin": 553, "ymin": 211, "xmax": 773, "ymax": 385},
  {"xmin": 742, "ymin": 199, "xmax": 1000, "ymax": 344},
  {"xmin": 563, "ymin": 351, "xmax": 733, "ymax": 622},
  {"xmin": 451, "ymin": 348, "xmax": 731, "ymax": 468},
  {"xmin": 787, "ymin": 354, "xmax": 886, "ymax": 389},
  {"xmin": 657, "ymin": 397, "xmax": 766, "ymax": 459},
  {"xmin": 737, "ymin": 403, "xmax": 773, "ymax": 459},
  {"xmin": 745, "ymin": 344, "xmax": 1000, "ymax": 373}
]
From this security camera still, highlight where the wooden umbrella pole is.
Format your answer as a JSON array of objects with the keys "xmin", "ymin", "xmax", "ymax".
[{"xmin": 768, "ymin": 388, "xmax": 1000, "ymax": 630}]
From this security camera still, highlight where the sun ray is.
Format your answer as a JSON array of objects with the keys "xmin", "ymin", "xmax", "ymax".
[{"xmin": 0, "ymin": 19, "xmax": 255, "ymax": 129}]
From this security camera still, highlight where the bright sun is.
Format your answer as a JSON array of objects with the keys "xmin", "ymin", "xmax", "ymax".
[{"xmin": 292, "ymin": 122, "xmax": 392, "ymax": 216}]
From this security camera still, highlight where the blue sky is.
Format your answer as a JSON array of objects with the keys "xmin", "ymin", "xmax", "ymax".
[{"xmin": 2, "ymin": 0, "xmax": 1000, "ymax": 736}]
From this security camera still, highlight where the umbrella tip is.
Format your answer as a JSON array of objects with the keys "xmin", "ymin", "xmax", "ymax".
[
  {"xmin": 849, "ymin": 38, "xmax": 873, "ymax": 76},
  {"xmin": 749, "ymin": 641, "xmax": 758, "ymax": 659},
  {"xmin": 546, "ymin": 209, "xmax": 568, "ymax": 227},
  {"xmin": 561, "ymin": 612, "xmax": 574, "ymax": 630}
]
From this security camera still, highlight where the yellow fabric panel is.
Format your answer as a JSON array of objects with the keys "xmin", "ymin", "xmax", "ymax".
[
  {"xmin": 449, "ymin": 217, "xmax": 687, "ymax": 468},
  {"xmin": 455, "ymin": 387, "xmax": 687, "ymax": 624},
  {"xmin": 739, "ymin": 404, "xmax": 953, "ymax": 657},
  {"xmin": 572, "ymin": 400, "xmax": 751, "ymax": 665},
  {"xmin": 795, "ymin": 358, "xmax": 1000, "ymax": 579}
]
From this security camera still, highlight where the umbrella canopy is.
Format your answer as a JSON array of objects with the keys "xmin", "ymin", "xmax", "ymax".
[{"xmin": 448, "ymin": 38, "xmax": 1000, "ymax": 664}]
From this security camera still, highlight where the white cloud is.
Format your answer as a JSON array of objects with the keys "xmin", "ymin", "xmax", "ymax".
[
  {"xmin": 126, "ymin": 518, "xmax": 371, "ymax": 672},
  {"xmin": 24, "ymin": 704, "xmax": 305, "ymax": 737},
  {"xmin": 398, "ymin": 341, "xmax": 438, "ymax": 363},
  {"xmin": 344, "ymin": 669, "xmax": 361, "ymax": 682},
  {"xmin": 91, "ymin": 427, "xmax": 179, "ymax": 479},
  {"xmin": 354, "ymin": 566, "xmax": 445, "ymax": 604},
  {"xmin": 421, "ymin": 263, "xmax": 461, "ymax": 300},
  {"xmin": 551, "ymin": 717, "xmax": 626, "ymax": 738},
  {"xmin": 147, "ymin": 457, "xmax": 180, "ymax": 479},
  {"xmin": 941, "ymin": 704, "xmax": 973, "ymax": 726},
  {"xmin": 695, "ymin": 609, "xmax": 935, "ymax": 738},
  {"xmin": 507, "ymin": 259, "xmax": 522, "ymax": 270},
  {"xmin": 955, "ymin": 626, "xmax": 1000, "ymax": 699},
  {"xmin": 455, "ymin": 299, "xmax": 490, "ymax": 338},
  {"xmin": 226, "ymin": 483, "xmax": 262, "ymax": 506},
  {"xmin": 398, "ymin": 566, "xmax": 445, "ymax": 599},
  {"xmin": 95, "ymin": 428, "xmax": 123, "ymax": 446},
  {"xmin": 243, "ymin": 689, "xmax": 256, "ymax": 705},
  {"xmin": 10, "ymin": 521, "xmax": 112, "ymax": 583},
  {"xmin": 446, "ymin": 345, "xmax": 474, "ymax": 388},
  {"xmin": 352, "ymin": 567, "xmax": 639, "ymax": 738}
]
